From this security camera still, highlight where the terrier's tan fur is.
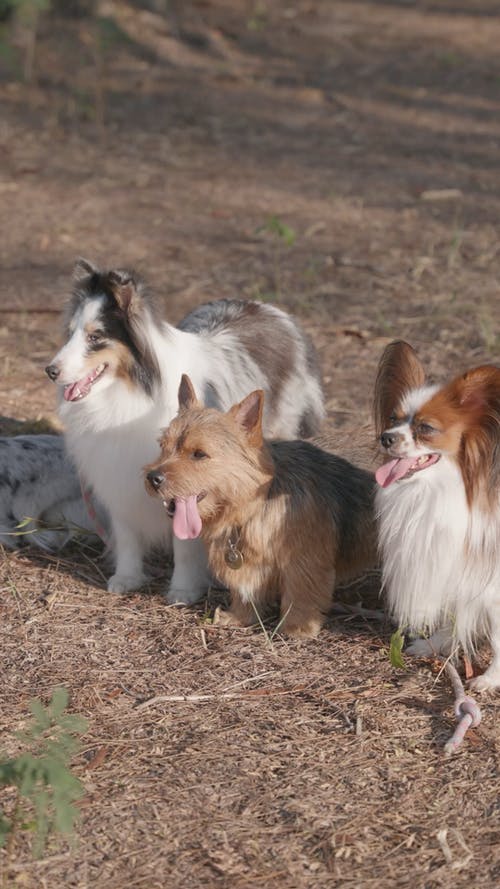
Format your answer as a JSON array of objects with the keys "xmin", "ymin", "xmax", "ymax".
[{"xmin": 145, "ymin": 376, "xmax": 376, "ymax": 638}]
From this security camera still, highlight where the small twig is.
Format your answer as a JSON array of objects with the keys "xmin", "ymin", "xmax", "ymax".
[
  {"xmin": 222, "ymin": 671, "xmax": 276, "ymax": 692},
  {"xmin": 135, "ymin": 684, "xmax": 308, "ymax": 711},
  {"xmin": 250, "ymin": 600, "xmax": 274, "ymax": 648},
  {"xmin": 442, "ymin": 660, "xmax": 481, "ymax": 756},
  {"xmin": 119, "ymin": 683, "xmax": 137, "ymax": 698},
  {"xmin": 198, "ymin": 626, "xmax": 208, "ymax": 650},
  {"xmin": 78, "ymin": 548, "xmax": 107, "ymax": 583}
]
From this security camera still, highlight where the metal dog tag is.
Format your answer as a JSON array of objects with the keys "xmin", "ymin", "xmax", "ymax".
[{"xmin": 225, "ymin": 539, "xmax": 244, "ymax": 570}]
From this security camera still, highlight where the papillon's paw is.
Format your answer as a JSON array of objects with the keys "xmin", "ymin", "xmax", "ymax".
[
  {"xmin": 405, "ymin": 638, "xmax": 436, "ymax": 657},
  {"xmin": 405, "ymin": 628, "xmax": 452, "ymax": 658},
  {"xmin": 468, "ymin": 670, "xmax": 500, "ymax": 694},
  {"xmin": 107, "ymin": 573, "xmax": 147, "ymax": 594}
]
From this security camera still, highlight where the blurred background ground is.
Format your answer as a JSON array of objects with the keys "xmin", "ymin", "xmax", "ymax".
[{"xmin": 1, "ymin": 1, "xmax": 499, "ymax": 887}]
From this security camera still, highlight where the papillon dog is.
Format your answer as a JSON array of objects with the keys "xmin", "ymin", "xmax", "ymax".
[
  {"xmin": 374, "ymin": 340, "xmax": 500, "ymax": 692},
  {"xmin": 45, "ymin": 259, "xmax": 324, "ymax": 603}
]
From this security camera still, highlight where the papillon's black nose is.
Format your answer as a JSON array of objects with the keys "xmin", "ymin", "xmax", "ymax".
[
  {"xmin": 147, "ymin": 470, "xmax": 165, "ymax": 491},
  {"xmin": 381, "ymin": 431, "xmax": 399, "ymax": 449},
  {"xmin": 45, "ymin": 364, "xmax": 60, "ymax": 381}
]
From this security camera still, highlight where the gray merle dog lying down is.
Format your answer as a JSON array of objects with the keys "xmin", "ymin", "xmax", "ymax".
[{"xmin": 0, "ymin": 435, "xmax": 107, "ymax": 551}]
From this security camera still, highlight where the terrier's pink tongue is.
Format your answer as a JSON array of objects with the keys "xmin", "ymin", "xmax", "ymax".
[
  {"xmin": 172, "ymin": 495, "xmax": 202, "ymax": 540},
  {"xmin": 375, "ymin": 457, "xmax": 415, "ymax": 488}
]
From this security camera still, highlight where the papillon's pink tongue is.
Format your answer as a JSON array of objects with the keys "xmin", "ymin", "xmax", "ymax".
[
  {"xmin": 172, "ymin": 495, "xmax": 202, "ymax": 540},
  {"xmin": 63, "ymin": 374, "xmax": 92, "ymax": 402},
  {"xmin": 375, "ymin": 457, "xmax": 415, "ymax": 488}
]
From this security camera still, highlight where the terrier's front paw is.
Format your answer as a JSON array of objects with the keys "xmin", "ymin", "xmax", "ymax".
[
  {"xmin": 213, "ymin": 605, "xmax": 244, "ymax": 627},
  {"xmin": 468, "ymin": 670, "xmax": 500, "ymax": 693},
  {"xmin": 107, "ymin": 573, "xmax": 147, "ymax": 594},
  {"xmin": 165, "ymin": 585, "xmax": 206, "ymax": 606},
  {"xmin": 282, "ymin": 619, "xmax": 322, "ymax": 640}
]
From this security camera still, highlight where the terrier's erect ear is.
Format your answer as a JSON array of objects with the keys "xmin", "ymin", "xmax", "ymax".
[
  {"xmin": 178, "ymin": 374, "xmax": 200, "ymax": 411},
  {"xmin": 374, "ymin": 340, "xmax": 426, "ymax": 436},
  {"xmin": 73, "ymin": 258, "xmax": 97, "ymax": 283},
  {"xmin": 229, "ymin": 390, "xmax": 265, "ymax": 447},
  {"xmin": 108, "ymin": 269, "xmax": 139, "ymax": 315}
]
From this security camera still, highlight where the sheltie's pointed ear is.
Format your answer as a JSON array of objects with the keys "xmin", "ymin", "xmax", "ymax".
[
  {"xmin": 229, "ymin": 390, "xmax": 265, "ymax": 447},
  {"xmin": 374, "ymin": 341, "xmax": 426, "ymax": 436},
  {"xmin": 178, "ymin": 374, "xmax": 201, "ymax": 411},
  {"xmin": 108, "ymin": 269, "xmax": 140, "ymax": 314},
  {"xmin": 73, "ymin": 258, "xmax": 97, "ymax": 283}
]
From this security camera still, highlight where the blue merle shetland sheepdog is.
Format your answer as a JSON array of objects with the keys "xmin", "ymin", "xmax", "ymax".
[
  {"xmin": 45, "ymin": 260, "xmax": 325, "ymax": 603},
  {"xmin": 0, "ymin": 435, "xmax": 106, "ymax": 551}
]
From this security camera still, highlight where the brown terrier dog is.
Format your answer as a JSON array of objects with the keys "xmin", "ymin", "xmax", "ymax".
[{"xmin": 145, "ymin": 375, "xmax": 376, "ymax": 638}]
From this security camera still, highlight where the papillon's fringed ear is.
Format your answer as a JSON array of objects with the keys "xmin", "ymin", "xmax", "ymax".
[
  {"xmin": 108, "ymin": 269, "xmax": 138, "ymax": 314},
  {"xmin": 451, "ymin": 366, "xmax": 500, "ymax": 506},
  {"xmin": 456, "ymin": 366, "xmax": 500, "ymax": 411},
  {"xmin": 178, "ymin": 374, "xmax": 200, "ymax": 411},
  {"xmin": 73, "ymin": 258, "xmax": 97, "ymax": 283},
  {"xmin": 229, "ymin": 390, "xmax": 265, "ymax": 447},
  {"xmin": 374, "ymin": 340, "xmax": 426, "ymax": 436}
]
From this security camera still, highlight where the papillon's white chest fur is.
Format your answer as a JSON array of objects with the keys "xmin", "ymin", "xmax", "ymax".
[
  {"xmin": 374, "ymin": 340, "xmax": 500, "ymax": 692},
  {"xmin": 47, "ymin": 260, "xmax": 325, "ymax": 603}
]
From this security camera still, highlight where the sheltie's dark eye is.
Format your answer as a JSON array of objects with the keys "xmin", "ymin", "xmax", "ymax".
[
  {"xmin": 388, "ymin": 414, "xmax": 399, "ymax": 426},
  {"xmin": 87, "ymin": 331, "xmax": 104, "ymax": 345},
  {"xmin": 192, "ymin": 449, "xmax": 208, "ymax": 460}
]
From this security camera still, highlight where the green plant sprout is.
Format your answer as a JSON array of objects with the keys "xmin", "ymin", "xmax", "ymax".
[
  {"xmin": 257, "ymin": 215, "xmax": 296, "ymax": 248},
  {"xmin": 256, "ymin": 216, "xmax": 297, "ymax": 301},
  {"xmin": 389, "ymin": 628, "xmax": 406, "ymax": 669},
  {"xmin": 0, "ymin": 688, "xmax": 88, "ymax": 868}
]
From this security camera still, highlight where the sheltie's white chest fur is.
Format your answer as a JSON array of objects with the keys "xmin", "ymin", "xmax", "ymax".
[
  {"xmin": 60, "ymin": 382, "xmax": 173, "ymax": 546},
  {"xmin": 376, "ymin": 458, "xmax": 500, "ymax": 652}
]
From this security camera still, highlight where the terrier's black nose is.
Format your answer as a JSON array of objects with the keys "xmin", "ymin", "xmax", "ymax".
[
  {"xmin": 381, "ymin": 431, "xmax": 399, "ymax": 449},
  {"xmin": 45, "ymin": 364, "xmax": 60, "ymax": 381},
  {"xmin": 147, "ymin": 470, "xmax": 165, "ymax": 491}
]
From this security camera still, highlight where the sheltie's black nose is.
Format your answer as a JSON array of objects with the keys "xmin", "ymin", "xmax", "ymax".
[
  {"xmin": 147, "ymin": 470, "xmax": 165, "ymax": 491},
  {"xmin": 45, "ymin": 364, "xmax": 60, "ymax": 381}
]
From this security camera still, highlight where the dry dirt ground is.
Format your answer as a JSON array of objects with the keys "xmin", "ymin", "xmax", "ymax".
[{"xmin": 1, "ymin": 1, "xmax": 500, "ymax": 887}]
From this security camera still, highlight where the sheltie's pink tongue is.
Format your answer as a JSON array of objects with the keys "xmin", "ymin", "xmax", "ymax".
[
  {"xmin": 375, "ymin": 458, "xmax": 416, "ymax": 488},
  {"xmin": 63, "ymin": 378, "xmax": 90, "ymax": 402},
  {"xmin": 172, "ymin": 495, "xmax": 202, "ymax": 540},
  {"xmin": 63, "ymin": 365, "xmax": 104, "ymax": 402}
]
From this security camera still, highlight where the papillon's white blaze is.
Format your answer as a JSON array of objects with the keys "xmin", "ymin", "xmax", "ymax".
[
  {"xmin": 46, "ymin": 259, "xmax": 325, "ymax": 603},
  {"xmin": 374, "ymin": 340, "xmax": 500, "ymax": 692}
]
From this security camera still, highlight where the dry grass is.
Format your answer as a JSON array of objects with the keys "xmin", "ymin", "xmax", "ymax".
[
  {"xmin": 2, "ymin": 543, "xmax": 499, "ymax": 887},
  {"xmin": 1, "ymin": 1, "xmax": 500, "ymax": 886}
]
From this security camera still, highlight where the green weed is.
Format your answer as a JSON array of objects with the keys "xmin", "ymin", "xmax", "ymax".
[
  {"xmin": 255, "ymin": 216, "xmax": 297, "ymax": 301},
  {"xmin": 389, "ymin": 628, "xmax": 406, "ymax": 669},
  {"xmin": 0, "ymin": 688, "xmax": 88, "ymax": 869}
]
